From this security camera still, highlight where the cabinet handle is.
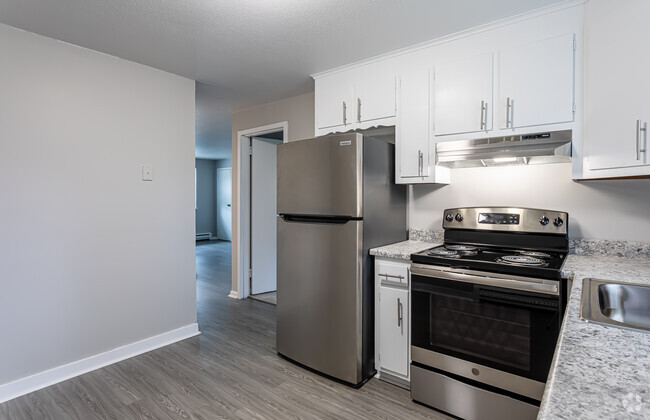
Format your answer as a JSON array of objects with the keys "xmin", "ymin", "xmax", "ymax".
[
  {"xmin": 506, "ymin": 97, "xmax": 512, "ymax": 128},
  {"xmin": 480, "ymin": 100, "xmax": 486, "ymax": 130},
  {"xmin": 379, "ymin": 273, "xmax": 404, "ymax": 281},
  {"xmin": 636, "ymin": 119, "xmax": 647, "ymax": 160},
  {"xmin": 397, "ymin": 298, "xmax": 403, "ymax": 327},
  {"xmin": 357, "ymin": 98, "xmax": 361, "ymax": 123},
  {"xmin": 343, "ymin": 101, "xmax": 347, "ymax": 125},
  {"xmin": 418, "ymin": 150, "xmax": 423, "ymax": 176}
]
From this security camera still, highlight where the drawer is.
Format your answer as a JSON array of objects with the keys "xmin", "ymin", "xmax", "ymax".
[{"xmin": 376, "ymin": 260, "xmax": 409, "ymax": 287}]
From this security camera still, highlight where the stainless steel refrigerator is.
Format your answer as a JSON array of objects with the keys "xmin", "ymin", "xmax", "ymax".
[{"xmin": 276, "ymin": 132, "xmax": 407, "ymax": 387}]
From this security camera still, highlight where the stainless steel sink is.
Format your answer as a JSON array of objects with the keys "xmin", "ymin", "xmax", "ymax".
[{"xmin": 580, "ymin": 278, "xmax": 650, "ymax": 333}]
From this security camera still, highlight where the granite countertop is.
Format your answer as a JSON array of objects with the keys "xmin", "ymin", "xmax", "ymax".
[
  {"xmin": 538, "ymin": 255, "xmax": 650, "ymax": 419},
  {"xmin": 369, "ymin": 240, "xmax": 439, "ymax": 260}
]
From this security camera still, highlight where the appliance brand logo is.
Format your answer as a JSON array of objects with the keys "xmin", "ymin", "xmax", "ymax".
[{"xmin": 339, "ymin": 141, "xmax": 352, "ymax": 146}]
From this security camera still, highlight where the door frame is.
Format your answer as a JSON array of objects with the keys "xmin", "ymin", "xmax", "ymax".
[{"xmin": 231, "ymin": 121, "xmax": 288, "ymax": 299}]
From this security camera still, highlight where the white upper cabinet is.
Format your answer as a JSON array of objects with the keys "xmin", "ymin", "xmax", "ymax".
[
  {"xmin": 315, "ymin": 71, "xmax": 354, "ymax": 131},
  {"xmin": 581, "ymin": 0, "xmax": 650, "ymax": 176},
  {"xmin": 499, "ymin": 34, "xmax": 575, "ymax": 130},
  {"xmin": 314, "ymin": 65, "xmax": 396, "ymax": 135},
  {"xmin": 355, "ymin": 70, "xmax": 397, "ymax": 124},
  {"xmin": 434, "ymin": 53, "xmax": 494, "ymax": 136},
  {"xmin": 397, "ymin": 67, "xmax": 450, "ymax": 184}
]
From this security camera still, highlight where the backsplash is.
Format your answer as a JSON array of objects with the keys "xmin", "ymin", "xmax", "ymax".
[{"xmin": 408, "ymin": 229, "xmax": 650, "ymax": 260}]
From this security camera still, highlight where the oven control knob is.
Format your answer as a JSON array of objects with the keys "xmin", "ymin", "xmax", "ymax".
[
  {"xmin": 455, "ymin": 213, "xmax": 463, "ymax": 222},
  {"xmin": 445, "ymin": 214, "xmax": 454, "ymax": 222},
  {"xmin": 553, "ymin": 217, "xmax": 564, "ymax": 227},
  {"xmin": 539, "ymin": 216, "xmax": 549, "ymax": 226}
]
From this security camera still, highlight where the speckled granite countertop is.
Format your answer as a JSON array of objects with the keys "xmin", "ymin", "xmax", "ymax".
[
  {"xmin": 538, "ymin": 255, "xmax": 650, "ymax": 419},
  {"xmin": 369, "ymin": 240, "xmax": 439, "ymax": 260}
]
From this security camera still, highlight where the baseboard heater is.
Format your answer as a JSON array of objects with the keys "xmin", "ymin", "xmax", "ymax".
[{"xmin": 196, "ymin": 233, "xmax": 212, "ymax": 241}]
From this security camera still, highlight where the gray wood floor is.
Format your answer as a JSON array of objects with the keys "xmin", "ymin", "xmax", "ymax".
[{"xmin": 0, "ymin": 240, "xmax": 449, "ymax": 419}]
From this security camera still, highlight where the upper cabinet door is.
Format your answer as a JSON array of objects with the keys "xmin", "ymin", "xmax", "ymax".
[
  {"xmin": 315, "ymin": 72, "xmax": 354, "ymax": 130},
  {"xmin": 355, "ymin": 71, "xmax": 397, "ymax": 124},
  {"xmin": 583, "ymin": 0, "xmax": 650, "ymax": 171},
  {"xmin": 397, "ymin": 67, "xmax": 430, "ymax": 179},
  {"xmin": 434, "ymin": 53, "xmax": 494, "ymax": 136},
  {"xmin": 499, "ymin": 34, "xmax": 575, "ymax": 130}
]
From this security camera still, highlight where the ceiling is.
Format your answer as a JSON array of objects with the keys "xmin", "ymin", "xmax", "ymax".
[{"xmin": 0, "ymin": 0, "xmax": 566, "ymax": 159}]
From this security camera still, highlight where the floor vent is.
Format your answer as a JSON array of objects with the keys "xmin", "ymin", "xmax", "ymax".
[{"xmin": 196, "ymin": 233, "xmax": 212, "ymax": 241}]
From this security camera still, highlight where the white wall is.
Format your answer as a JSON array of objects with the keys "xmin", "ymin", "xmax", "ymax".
[
  {"xmin": 410, "ymin": 163, "xmax": 650, "ymax": 241},
  {"xmin": 0, "ymin": 23, "xmax": 197, "ymax": 391}
]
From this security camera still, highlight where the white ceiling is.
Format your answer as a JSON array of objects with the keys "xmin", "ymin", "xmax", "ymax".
[{"xmin": 0, "ymin": 0, "xmax": 566, "ymax": 159}]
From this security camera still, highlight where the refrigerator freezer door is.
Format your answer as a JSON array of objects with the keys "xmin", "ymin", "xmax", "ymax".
[
  {"xmin": 277, "ymin": 133, "xmax": 363, "ymax": 218},
  {"xmin": 277, "ymin": 216, "xmax": 363, "ymax": 385}
]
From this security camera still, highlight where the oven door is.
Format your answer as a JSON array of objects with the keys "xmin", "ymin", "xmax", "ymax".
[{"xmin": 410, "ymin": 264, "xmax": 561, "ymax": 388}]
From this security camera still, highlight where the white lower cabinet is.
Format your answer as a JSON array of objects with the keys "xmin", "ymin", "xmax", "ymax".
[{"xmin": 375, "ymin": 257, "xmax": 410, "ymax": 388}]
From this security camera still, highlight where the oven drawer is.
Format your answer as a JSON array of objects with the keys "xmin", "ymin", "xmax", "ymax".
[{"xmin": 411, "ymin": 364, "xmax": 539, "ymax": 420}]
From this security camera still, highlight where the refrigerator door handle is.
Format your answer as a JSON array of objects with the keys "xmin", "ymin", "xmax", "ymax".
[{"xmin": 279, "ymin": 214, "xmax": 357, "ymax": 224}]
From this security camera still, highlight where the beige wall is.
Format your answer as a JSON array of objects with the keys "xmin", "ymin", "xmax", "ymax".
[
  {"xmin": 230, "ymin": 92, "xmax": 315, "ymax": 294},
  {"xmin": 0, "ymin": 23, "xmax": 196, "ymax": 392}
]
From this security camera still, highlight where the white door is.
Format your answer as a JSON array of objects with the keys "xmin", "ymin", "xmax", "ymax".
[
  {"xmin": 584, "ymin": 0, "xmax": 650, "ymax": 170},
  {"xmin": 398, "ymin": 67, "xmax": 430, "ymax": 179},
  {"xmin": 499, "ymin": 33, "xmax": 575, "ymax": 130},
  {"xmin": 315, "ymin": 72, "xmax": 354, "ymax": 130},
  {"xmin": 379, "ymin": 286, "xmax": 409, "ymax": 377},
  {"xmin": 216, "ymin": 168, "xmax": 232, "ymax": 241},
  {"xmin": 355, "ymin": 69, "xmax": 397, "ymax": 123},
  {"xmin": 434, "ymin": 53, "xmax": 493, "ymax": 136},
  {"xmin": 251, "ymin": 137, "xmax": 279, "ymax": 295}
]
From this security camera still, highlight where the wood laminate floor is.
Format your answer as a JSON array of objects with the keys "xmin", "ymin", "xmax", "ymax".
[
  {"xmin": 248, "ymin": 292, "xmax": 277, "ymax": 306},
  {"xmin": 0, "ymin": 240, "xmax": 449, "ymax": 419}
]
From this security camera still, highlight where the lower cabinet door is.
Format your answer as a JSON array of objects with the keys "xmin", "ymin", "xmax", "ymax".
[{"xmin": 379, "ymin": 286, "xmax": 409, "ymax": 377}]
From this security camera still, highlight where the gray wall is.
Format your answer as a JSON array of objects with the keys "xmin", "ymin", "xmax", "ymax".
[
  {"xmin": 0, "ymin": 23, "xmax": 196, "ymax": 386},
  {"xmin": 196, "ymin": 159, "xmax": 217, "ymax": 237},
  {"xmin": 410, "ymin": 163, "xmax": 650, "ymax": 241}
]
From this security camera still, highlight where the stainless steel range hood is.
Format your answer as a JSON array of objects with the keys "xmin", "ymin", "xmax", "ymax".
[{"xmin": 436, "ymin": 130, "xmax": 572, "ymax": 168}]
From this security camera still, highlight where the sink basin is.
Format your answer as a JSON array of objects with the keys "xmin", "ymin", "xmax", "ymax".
[{"xmin": 580, "ymin": 278, "xmax": 650, "ymax": 333}]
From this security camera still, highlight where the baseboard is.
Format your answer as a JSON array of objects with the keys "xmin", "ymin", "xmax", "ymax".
[
  {"xmin": 0, "ymin": 323, "xmax": 200, "ymax": 404},
  {"xmin": 228, "ymin": 290, "xmax": 239, "ymax": 299}
]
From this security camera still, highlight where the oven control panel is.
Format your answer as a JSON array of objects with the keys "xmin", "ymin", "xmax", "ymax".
[{"xmin": 442, "ymin": 207, "xmax": 568, "ymax": 235}]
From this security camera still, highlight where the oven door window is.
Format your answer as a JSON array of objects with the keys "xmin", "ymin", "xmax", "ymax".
[
  {"xmin": 412, "ymin": 276, "xmax": 560, "ymax": 382},
  {"xmin": 432, "ymin": 294, "xmax": 531, "ymax": 370}
]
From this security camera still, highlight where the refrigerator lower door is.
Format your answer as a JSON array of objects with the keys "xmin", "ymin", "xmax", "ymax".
[{"xmin": 277, "ymin": 216, "xmax": 363, "ymax": 385}]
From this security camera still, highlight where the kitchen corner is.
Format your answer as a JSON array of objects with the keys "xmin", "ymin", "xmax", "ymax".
[{"xmin": 372, "ymin": 235, "xmax": 650, "ymax": 419}]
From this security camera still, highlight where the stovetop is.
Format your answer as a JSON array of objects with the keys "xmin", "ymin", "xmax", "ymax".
[{"xmin": 411, "ymin": 243, "xmax": 567, "ymax": 280}]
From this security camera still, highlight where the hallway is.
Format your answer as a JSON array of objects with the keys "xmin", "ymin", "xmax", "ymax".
[{"xmin": 1, "ymin": 240, "xmax": 445, "ymax": 419}]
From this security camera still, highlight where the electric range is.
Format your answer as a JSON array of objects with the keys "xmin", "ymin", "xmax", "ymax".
[{"xmin": 409, "ymin": 207, "xmax": 569, "ymax": 420}]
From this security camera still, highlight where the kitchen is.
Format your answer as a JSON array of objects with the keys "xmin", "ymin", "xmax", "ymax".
[{"xmin": 1, "ymin": 0, "xmax": 649, "ymax": 419}]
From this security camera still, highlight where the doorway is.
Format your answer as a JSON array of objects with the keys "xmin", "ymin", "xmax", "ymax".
[
  {"xmin": 216, "ymin": 168, "xmax": 232, "ymax": 241},
  {"xmin": 234, "ymin": 121, "xmax": 288, "ymax": 301},
  {"xmin": 250, "ymin": 134, "xmax": 283, "ymax": 302}
]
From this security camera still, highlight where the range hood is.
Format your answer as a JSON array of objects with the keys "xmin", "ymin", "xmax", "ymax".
[{"xmin": 436, "ymin": 130, "xmax": 572, "ymax": 168}]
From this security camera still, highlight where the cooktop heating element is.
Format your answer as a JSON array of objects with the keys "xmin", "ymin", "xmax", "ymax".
[
  {"xmin": 498, "ymin": 255, "xmax": 548, "ymax": 267},
  {"xmin": 519, "ymin": 250, "xmax": 551, "ymax": 258},
  {"xmin": 427, "ymin": 249, "xmax": 461, "ymax": 258}
]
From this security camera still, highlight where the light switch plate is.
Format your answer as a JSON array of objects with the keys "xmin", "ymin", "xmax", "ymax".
[{"xmin": 142, "ymin": 164, "xmax": 153, "ymax": 181}]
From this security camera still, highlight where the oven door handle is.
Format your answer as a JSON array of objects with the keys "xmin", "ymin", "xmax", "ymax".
[{"xmin": 410, "ymin": 263, "xmax": 559, "ymax": 296}]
